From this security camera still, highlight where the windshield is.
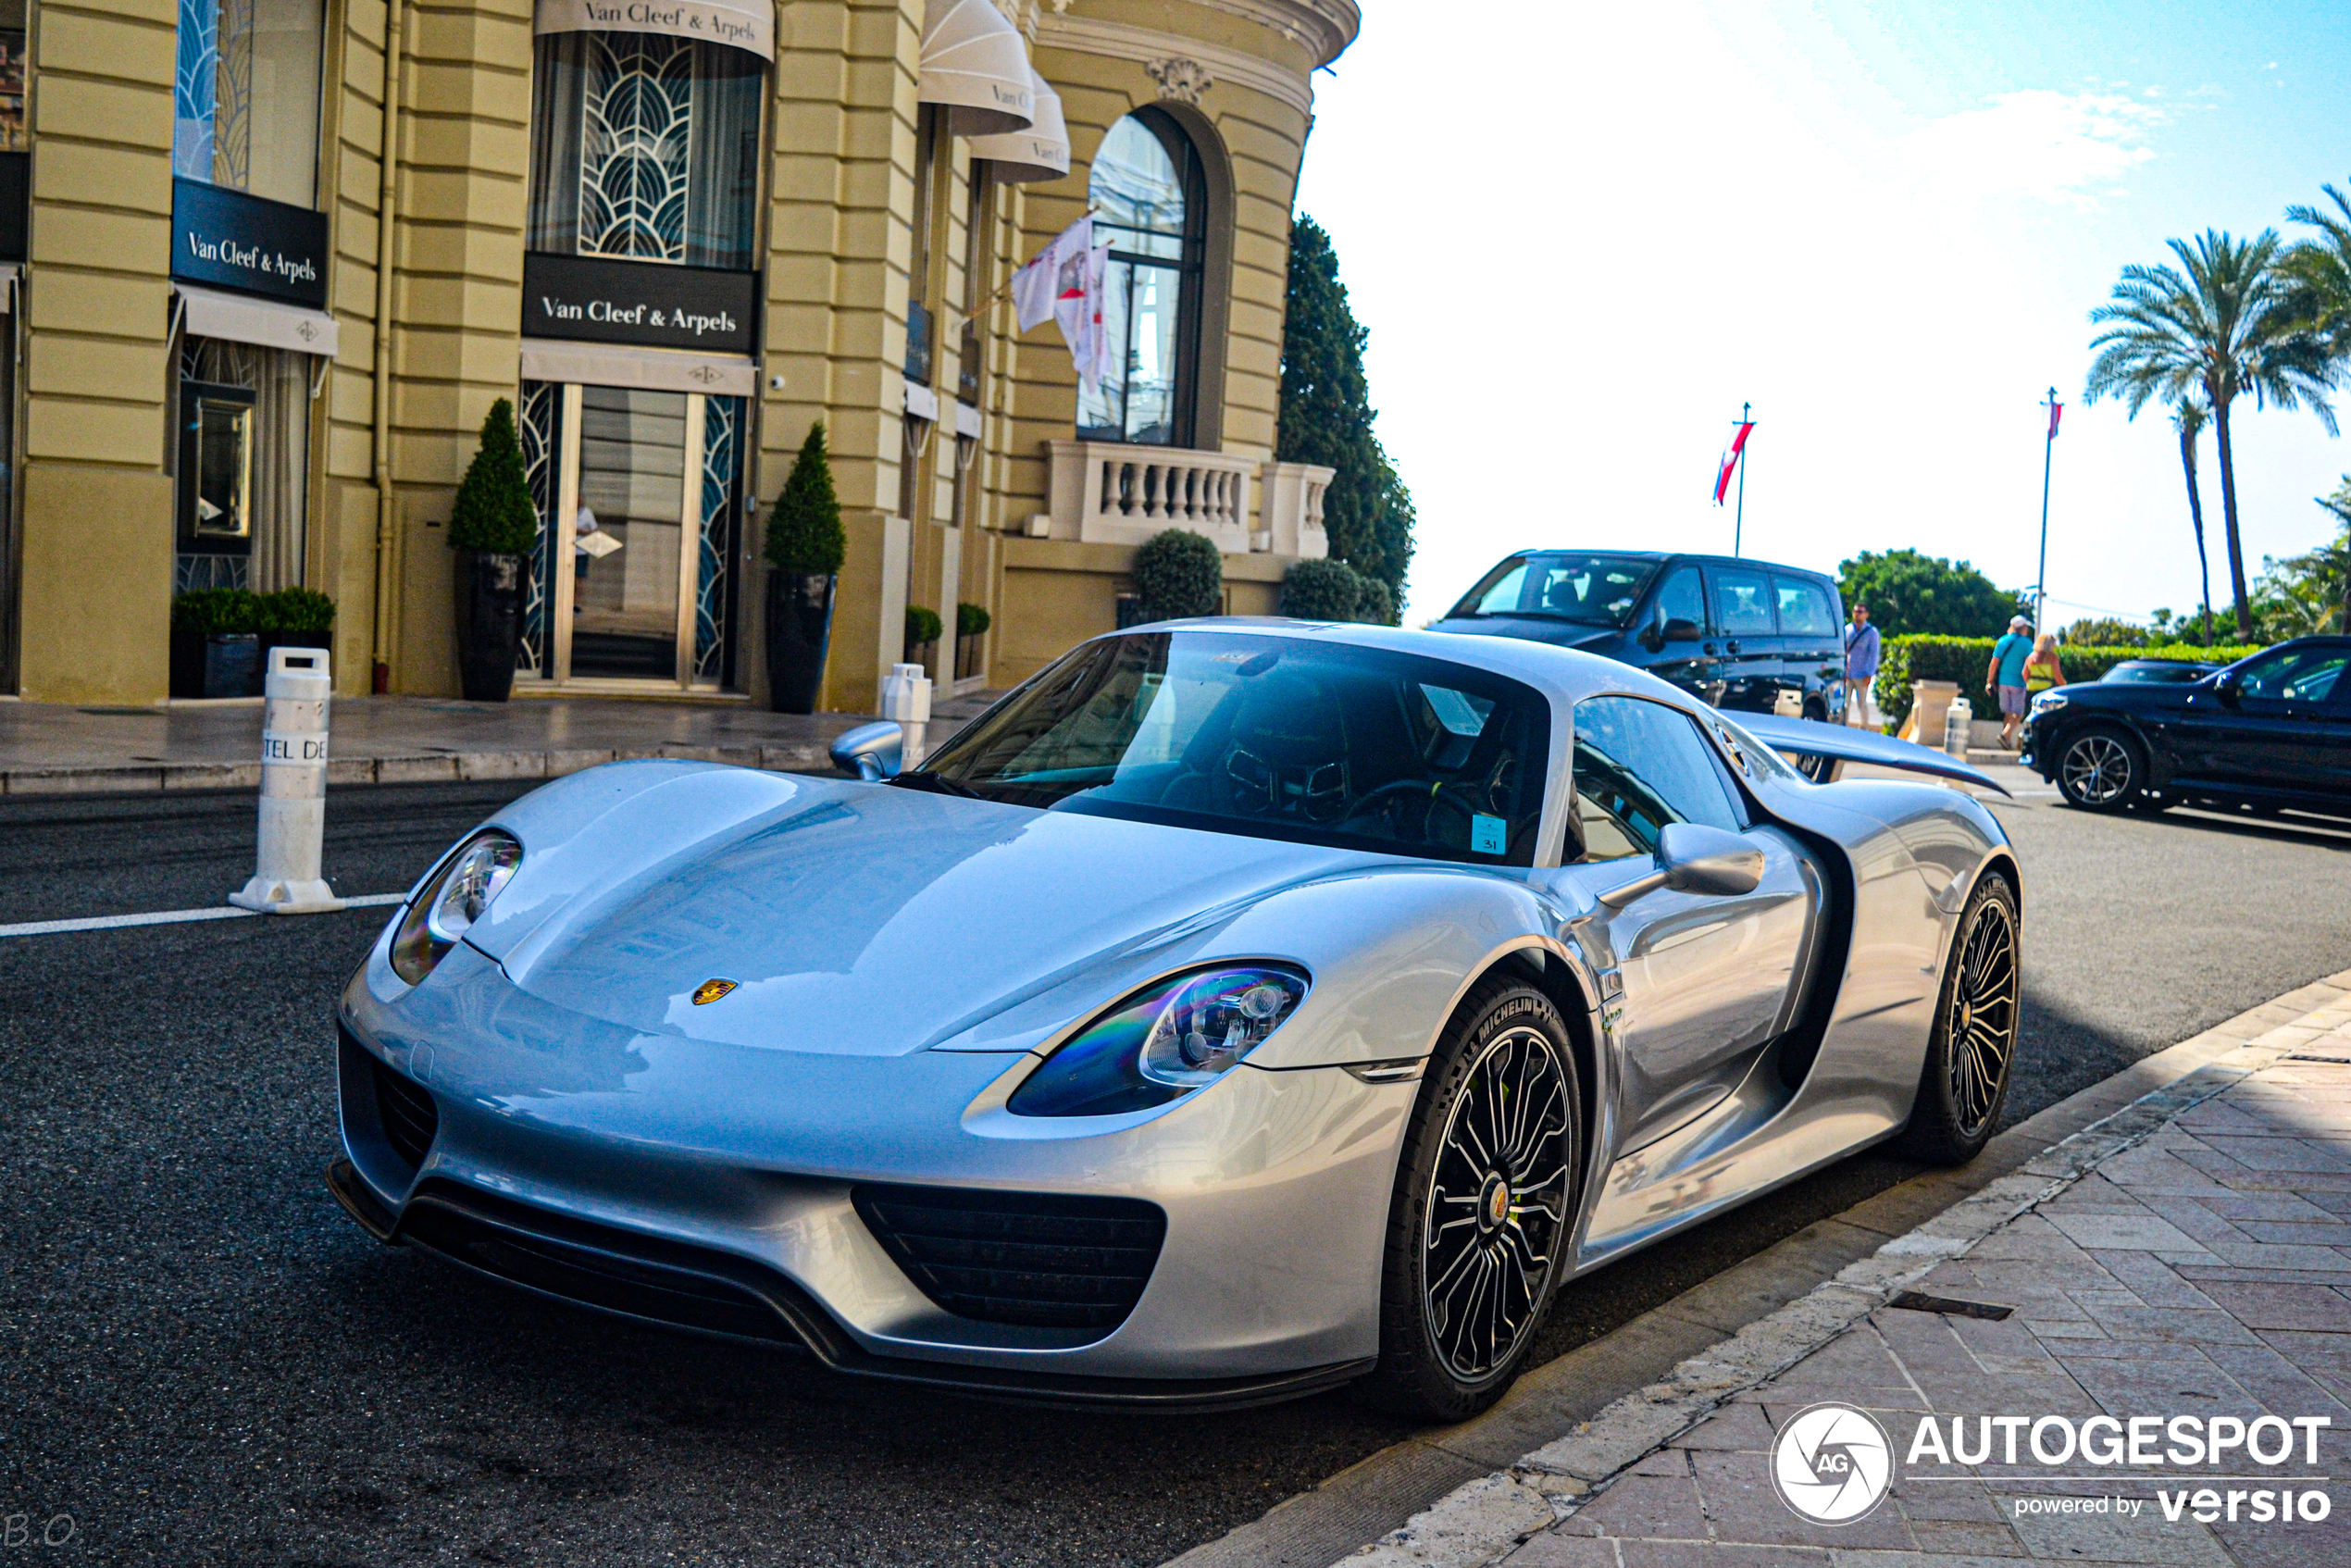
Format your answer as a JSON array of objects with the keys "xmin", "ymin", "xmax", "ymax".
[
  {"xmin": 909, "ymin": 632, "xmax": 1552, "ymax": 866},
  {"xmin": 1449, "ymin": 553, "xmax": 1661, "ymax": 627}
]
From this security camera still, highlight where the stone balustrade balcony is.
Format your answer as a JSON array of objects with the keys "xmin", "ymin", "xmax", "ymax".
[{"xmin": 1034, "ymin": 440, "xmax": 1332, "ymax": 559}]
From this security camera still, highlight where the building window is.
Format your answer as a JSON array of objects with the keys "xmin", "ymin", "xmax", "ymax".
[
  {"xmin": 172, "ymin": 0, "xmax": 323, "ymax": 207},
  {"xmin": 527, "ymin": 32, "xmax": 763, "ymax": 270},
  {"xmin": 174, "ymin": 336, "xmax": 310, "ymax": 593},
  {"xmin": 1077, "ymin": 109, "xmax": 1205, "ymax": 448}
]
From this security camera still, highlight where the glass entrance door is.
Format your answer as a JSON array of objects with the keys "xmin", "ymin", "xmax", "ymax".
[{"xmin": 517, "ymin": 380, "xmax": 742, "ymax": 691}]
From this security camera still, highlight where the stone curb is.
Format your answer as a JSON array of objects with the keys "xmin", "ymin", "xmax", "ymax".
[
  {"xmin": 0, "ymin": 740, "xmax": 850, "ymax": 796},
  {"xmin": 1329, "ymin": 980, "xmax": 2351, "ymax": 1568}
]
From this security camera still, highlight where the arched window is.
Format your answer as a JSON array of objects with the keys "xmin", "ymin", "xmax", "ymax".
[{"xmin": 1078, "ymin": 109, "xmax": 1206, "ymax": 447}]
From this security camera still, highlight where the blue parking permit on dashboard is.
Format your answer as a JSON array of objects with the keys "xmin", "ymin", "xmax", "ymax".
[{"xmin": 1472, "ymin": 814, "xmax": 1507, "ymax": 855}]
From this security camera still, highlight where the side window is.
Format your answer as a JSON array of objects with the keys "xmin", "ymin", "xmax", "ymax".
[
  {"xmin": 2236, "ymin": 646, "xmax": 2348, "ymax": 703},
  {"xmin": 1571, "ymin": 696, "xmax": 1747, "ymax": 862},
  {"xmin": 1652, "ymin": 567, "xmax": 1706, "ymax": 631},
  {"xmin": 1465, "ymin": 559, "xmax": 1528, "ymax": 616},
  {"xmin": 1773, "ymin": 577, "xmax": 1837, "ymax": 638},
  {"xmin": 1710, "ymin": 568, "xmax": 1776, "ymax": 636}
]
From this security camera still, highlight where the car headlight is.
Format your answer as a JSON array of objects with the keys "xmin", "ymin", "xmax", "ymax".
[
  {"xmin": 1007, "ymin": 964, "xmax": 1310, "ymax": 1117},
  {"xmin": 390, "ymin": 830, "xmax": 522, "ymax": 985},
  {"xmin": 2030, "ymin": 691, "xmax": 2068, "ymax": 714}
]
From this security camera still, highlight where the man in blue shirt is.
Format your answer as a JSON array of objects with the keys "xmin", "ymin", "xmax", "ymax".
[
  {"xmin": 1988, "ymin": 614, "xmax": 2035, "ymax": 749},
  {"xmin": 1842, "ymin": 603, "xmax": 1880, "ymax": 727}
]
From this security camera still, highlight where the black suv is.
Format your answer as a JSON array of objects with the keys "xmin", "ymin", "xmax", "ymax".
[
  {"xmin": 2021, "ymin": 637, "xmax": 2351, "ymax": 816},
  {"xmin": 1428, "ymin": 550, "xmax": 1849, "ymax": 716}
]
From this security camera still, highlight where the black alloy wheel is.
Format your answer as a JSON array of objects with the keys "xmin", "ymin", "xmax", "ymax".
[
  {"xmin": 1366, "ymin": 977, "xmax": 1580, "ymax": 1421},
  {"xmin": 2054, "ymin": 726, "xmax": 2142, "ymax": 811},
  {"xmin": 1898, "ymin": 873, "xmax": 2021, "ymax": 1164}
]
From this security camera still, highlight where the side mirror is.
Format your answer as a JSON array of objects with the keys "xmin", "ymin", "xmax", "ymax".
[
  {"xmin": 1661, "ymin": 617, "xmax": 1703, "ymax": 643},
  {"xmin": 1598, "ymin": 823, "xmax": 1765, "ymax": 908},
  {"xmin": 829, "ymin": 721, "xmax": 903, "ymax": 781},
  {"xmin": 2211, "ymin": 668, "xmax": 2242, "ymax": 706}
]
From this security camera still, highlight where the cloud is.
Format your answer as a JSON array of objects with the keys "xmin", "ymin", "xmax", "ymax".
[{"xmin": 1898, "ymin": 90, "xmax": 2165, "ymax": 208}]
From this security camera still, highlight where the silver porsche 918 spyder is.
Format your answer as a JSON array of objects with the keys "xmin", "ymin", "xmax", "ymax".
[{"xmin": 330, "ymin": 621, "xmax": 2021, "ymax": 1420}]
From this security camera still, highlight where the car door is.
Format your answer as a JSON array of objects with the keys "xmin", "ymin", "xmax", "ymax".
[
  {"xmin": 1705, "ymin": 566, "xmax": 1781, "ymax": 710},
  {"xmin": 1563, "ymin": 695, "xmax": 1822, "ymax": 1151},
  {"xmin": 1638, "ymin": 565, "xmax": 1721, "ymax": 701},
  {"xmin": 2177, "ymin": 642, "xmax": 2351, "ymax": 803},
  {"xmin": 1772, "ymin": 575, "xmax": 1842, "ymax": 715}
]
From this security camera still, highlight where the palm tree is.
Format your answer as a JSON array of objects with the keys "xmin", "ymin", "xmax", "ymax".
[
  {"xmin": 2085, "ymin": 230, "xmax": 2337, "ymax": 639},
  {"xmin": 2170, "ymin": 398, "xmax": 2216, "ymax": 645},
  {"xmin": 2284, "ymin": 180, "xmax": 2351, "ymax": 363}
]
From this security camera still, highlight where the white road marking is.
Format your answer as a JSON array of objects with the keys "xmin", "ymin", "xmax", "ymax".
[{"xmin": 0, "ymin": 891, "xmax": 406, "ymax": 940}]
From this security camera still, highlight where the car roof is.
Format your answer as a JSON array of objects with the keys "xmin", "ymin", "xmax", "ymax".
[
  {"xmin": 1485, "ymin": 548, "xmax": 1836, "ymax": 581},
  {"xmin": 1088, "ymin": 616, "xmax": 1707, "ymax": 711}
]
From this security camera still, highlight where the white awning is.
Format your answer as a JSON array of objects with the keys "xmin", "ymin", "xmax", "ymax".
[
  {"xmin": 178, "ymin": 283, "xmax": 341, "ymax": 359},
  {"xmin": 518, "ymin": 338, "xmax": 758, "ymax": 397},
  {"xmin": 533, "ymin": 0, "xmax": 773, "ymax": 62},
  {"xmin": 918, "ymin": 0, "xmax": 1033, "ymax": 137},
  {"xmin": 968, "ymin": 65, "xmax": 1068, "ymax": 182}
]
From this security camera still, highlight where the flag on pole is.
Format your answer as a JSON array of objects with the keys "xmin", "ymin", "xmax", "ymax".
[
  {"xmin": 1712, "ymin": 419, "xmax": 1756, "ymax": 505},
  {"xmin": 1012, "ymin": 216, "xmax": 1115, "ymax": 393},
  {"xmin": 2046, "ymin": 397, "xmax": 2063, "ymax": 439}
]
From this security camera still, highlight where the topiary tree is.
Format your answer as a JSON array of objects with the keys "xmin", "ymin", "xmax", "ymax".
[
  {"xmin": 1279, "ymin": 215, "xmax": 1414, "ymax": 605},
  {"xmin": 766, "ymin": 420, "xmax": 847, "ymax": 576},
  {"xmin": 1280, "ymin": 556, "xmax": 1360, "ymax": 620},
  {"xmin": 904, "ymin": 604, "xmax": 943, "ymax": 649},
  {"xmin": 956, "ymin": 601, "xmax": 991, "ymax": 638},
  {"xmin": 1131, "ymin": 529, "xmax": 1224, "ymax": 621},
  {"xmin": 449, "ymin": 398, "xmax": 539, "ymax": 555}
]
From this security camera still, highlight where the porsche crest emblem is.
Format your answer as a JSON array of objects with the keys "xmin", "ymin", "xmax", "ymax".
[{"xmin": 691, "ymin": 978, "xmax": 739, "ymax": 1006}]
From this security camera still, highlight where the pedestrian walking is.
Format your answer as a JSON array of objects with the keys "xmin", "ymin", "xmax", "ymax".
[
  {"xmin": 1842, "ymin": 602, "xmax": 1880, "ymax": 728},
  {"xmin": 1988, "ymin": 614, "xmax": 2035, "ymax": 749},
  {"xmin": 2023, "ymin": 631, "xmax": 2065, "ymax": 703}
]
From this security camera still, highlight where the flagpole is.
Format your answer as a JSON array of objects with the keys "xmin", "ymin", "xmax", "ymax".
[
  {"xmin": 2035, "ymin": 386, "xmax": 2057, "ymax": 632},
  {"xmin": 1734, "ymin": 400, "xmax": 1749, "ymax": 557}
]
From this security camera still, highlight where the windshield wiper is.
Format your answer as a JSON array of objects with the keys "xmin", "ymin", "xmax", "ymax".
[{"xmin": 889, "ymin": 771, "xmax": 989, "ymax": 799}]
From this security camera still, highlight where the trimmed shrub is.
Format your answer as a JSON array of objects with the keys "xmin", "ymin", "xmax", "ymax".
[
  {"xmin": 956, "ymin": 601, "xmax": 991, "ymax": 638},
  {"xmin": 1872, "ymin": 635, "xmax": 2262, "ymax": 728},
  {"xmin": 1354, "ymin": 573, "xmax": 1398, "ymax": 627},
  {"xmin": 1131, "ymin": 529, "xmax": 1224, "ymax": 621},
  {"xmin": 170, "ymin": 588, "xmax": 260, "ymax": 635},
  {"xmin": 904, "ymin": 604, "xmax": 943, "ymax": 649},
  {"xmin": 256, "ymin": 587, "xmax": 335, "ymax": 633},
  {"xmin": 765, "ymin": 421, "xmax": 847, "ymax": 576},
  {"xmin": 1280, "ymin": 556, "xmax": 1361, "ymax": 620},
  {"xmin": 449, "ymin": 398, "xmax": 539, "ymax": 554}
]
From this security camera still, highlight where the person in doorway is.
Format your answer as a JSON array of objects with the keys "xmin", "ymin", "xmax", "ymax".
[
  {"xmin": 2023, "ymin": 632, "xmax": 2065, "ymax": 704},
  {"xmin": 1988, "ymin": 614, "xmax": 2035, "ymax": 749},
  {"xmin": 1842, "ymin": 602, "xmax": 1880, "ymax": 728}
]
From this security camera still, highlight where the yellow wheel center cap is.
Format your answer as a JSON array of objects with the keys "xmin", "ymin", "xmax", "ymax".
[{"xmin": 1484, "ymin": 1176, "xmax": 1511, "ymax": 1228}]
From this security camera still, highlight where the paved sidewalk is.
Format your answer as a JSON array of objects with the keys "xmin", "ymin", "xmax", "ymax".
[
  {"xmin": 1340, "ymin": 970, "xmax": 2351, "ymax": 1568},
  {"xmin": 0, "ymin": 691, "xmax": 1003, "ymax": 794}
]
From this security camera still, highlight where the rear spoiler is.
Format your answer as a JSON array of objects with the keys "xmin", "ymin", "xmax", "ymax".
[{"xmin": 1723, "ymin": 712, "xmax": 2011, "ymax": 797}]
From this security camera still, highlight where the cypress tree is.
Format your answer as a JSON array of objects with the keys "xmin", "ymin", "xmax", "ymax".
[
  {"xmin": 449, "ymin": 398, "xmax": 539, "ymax": 555},
  {"xmin": 765, "ymin": 421, "xmax": 847, "ymax": 575},
  {"xmin": 1277, "ymin": 215, "xmax": 1413, "ymax": 604}
]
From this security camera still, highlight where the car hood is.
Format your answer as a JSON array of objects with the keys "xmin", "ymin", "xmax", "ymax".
[
  {"xmin": 471, "ymin": 773, "xmax": 1369, "ymax": 1058},
  {"xmin": 1429, "ymin": 616, "xmax": 1620, "ymax": 652}
]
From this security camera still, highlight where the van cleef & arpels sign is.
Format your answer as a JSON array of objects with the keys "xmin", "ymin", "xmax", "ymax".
[
  {"xmin": 170, "ymin": 180, "xmax": 330, "ymax": 310},
  {"xmin": 522, "ymin": 254, "xmax": 760, "ymax": 356}
]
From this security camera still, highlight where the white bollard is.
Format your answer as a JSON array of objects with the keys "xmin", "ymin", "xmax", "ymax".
[
  {"xmin": 1943, "ymin": 696, "xmax": 1974, "ymax": 761},
  {"xmin": 1773, "ymin": 688, "xmax": 1804, "ymax": 718},
  {"xmin": 229, "ymin": 646, "xmax": 345, "ymax": 915},
  {"xmin": 880, "ymin": 661, "xmax": 933, "ymax": 771}
]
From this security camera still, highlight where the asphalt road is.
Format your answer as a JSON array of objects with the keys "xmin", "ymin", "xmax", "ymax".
[{"xmin": 2, "ymin": 776, "xmax": 2345, "ymax": 1565}]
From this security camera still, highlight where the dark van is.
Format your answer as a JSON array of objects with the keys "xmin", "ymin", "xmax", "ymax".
[{"xmin": 1428, "ymin": 550, "xmax": 1848, "ymax": 718}]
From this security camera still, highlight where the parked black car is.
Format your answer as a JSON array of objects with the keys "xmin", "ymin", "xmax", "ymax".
[
  {"xmin": 1428, "ymin": 550, "xmax": 1848, "ymax": 716},
  {"xmin": 2101, "ymin": 658, "xmax": 2222, "ymax": 684},
  {"xmin": 2021, "ymin": 637, "xmax": 2351, "ymax": 816}
]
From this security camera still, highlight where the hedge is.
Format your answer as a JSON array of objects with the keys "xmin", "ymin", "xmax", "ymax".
[{"xmin": 1872, "ymin": 636, "xmax": 2261, "ymax": 728}]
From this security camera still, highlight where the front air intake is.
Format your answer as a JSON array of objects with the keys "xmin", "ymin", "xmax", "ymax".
[
  {"xmin": 852, "ymin": 1183, "xmax": 1167, "ymax": 1332},
  {"xmin": 370, "ymin": 1058, "xmax": 441, "ymax": 1172}
]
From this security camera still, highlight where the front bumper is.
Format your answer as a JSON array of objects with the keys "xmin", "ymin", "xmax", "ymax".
[{"xmin": 333, "ymin": 941, "xmax": 1412, "ymax": 1406}]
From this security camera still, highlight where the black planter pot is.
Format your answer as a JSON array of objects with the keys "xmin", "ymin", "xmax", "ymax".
[
  {"xmin": 454, "ymin": 548, "xmax": 524, "ymax": 703},
  {"xmin": 170, "ymin": 630, "xmax": 261, "ymax": 698},
  {"xmin": 765, "ymin": 571, "xmax": 836, "ymax": 715}
]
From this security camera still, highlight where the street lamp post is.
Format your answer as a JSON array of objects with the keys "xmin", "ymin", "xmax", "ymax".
[{"xmin": 2035, "ymin": 387, "xmax": 2060, "ymax": 631}]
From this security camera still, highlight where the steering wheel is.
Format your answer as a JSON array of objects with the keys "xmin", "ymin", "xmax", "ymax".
[{"xmin": 1340, "ymin": 778, "xmax": 1482, "ymax": 846}]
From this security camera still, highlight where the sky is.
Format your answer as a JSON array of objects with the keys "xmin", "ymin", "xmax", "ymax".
[{"xmin": 1293, "ymin": 1, "xmax": 2351, "ymax": 628}]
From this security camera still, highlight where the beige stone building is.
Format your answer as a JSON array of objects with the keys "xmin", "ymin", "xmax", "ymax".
[{"xmin": 0, "ymin": 0, "xmax": 1353, "ymax": 709}]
